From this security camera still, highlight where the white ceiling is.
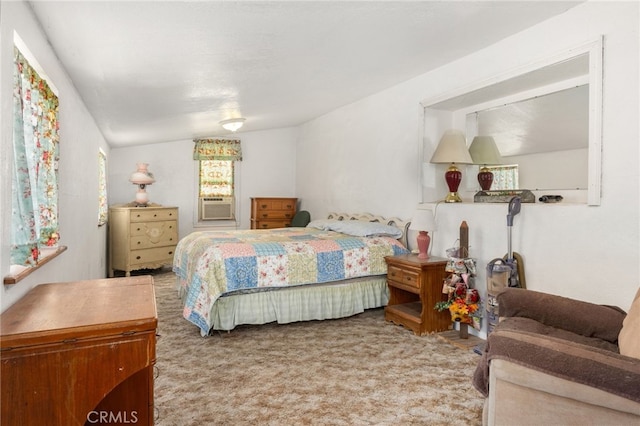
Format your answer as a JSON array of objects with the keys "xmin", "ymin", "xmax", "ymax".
[{"xmin": 27, "ymin": 1, "xmax": 582, "ymax": 148}]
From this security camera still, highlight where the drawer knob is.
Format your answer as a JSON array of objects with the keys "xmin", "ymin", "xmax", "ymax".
[
  {"xmin": 136, "ymin": 256, "xmax": 141, "ymax": 260},
  {"xmin": 168, "ymin": 251, "xmax": 173, "ymax": 255}
]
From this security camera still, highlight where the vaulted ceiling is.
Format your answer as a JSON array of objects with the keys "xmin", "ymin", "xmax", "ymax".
[{"xmin": 28, "ymin": 1, "xmax": 582, "ymax": 148}]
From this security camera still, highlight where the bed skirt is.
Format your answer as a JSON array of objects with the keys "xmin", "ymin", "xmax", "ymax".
[{"xmin": 179, "ymin": 276, "xmax": 389, "ymax": 333}]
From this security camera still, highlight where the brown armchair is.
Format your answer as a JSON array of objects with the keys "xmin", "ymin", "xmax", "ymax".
[{"xmin": 473, "ymin": 287, "xmax": 640, "ymax": 425}]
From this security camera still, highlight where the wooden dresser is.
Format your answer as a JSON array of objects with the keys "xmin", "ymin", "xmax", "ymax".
[
  {"xmin": 250, "ymin": 197, "xmax": 297, "ymax": 229},
  {"xmin": 0, "ymin": 276, "xmax": 157, "ymax": 425},
  {"xmin": 109, "ymin": 204, "xmax": 178, "ymax": 277}
]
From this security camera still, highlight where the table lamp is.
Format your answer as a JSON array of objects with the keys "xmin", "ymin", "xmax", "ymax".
[
  {"xmin": 469, "ymin": 136, "xmax": 502, "ymax": 190},
  {"xmin": 409, "ymin": 209, "xmax": 436, "ymax": 259},
  {"xmin": 430, "ymin": 130, "xmax": 473, "ymax": 202},
  {"xmin": 129, "ymin": 163, "xmax": 155, "ymax": 206}
]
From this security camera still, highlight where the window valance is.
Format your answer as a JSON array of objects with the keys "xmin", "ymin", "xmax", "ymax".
[{"xmin": 193, "ymin": 139, "xmax": 242, "ymax": 161}]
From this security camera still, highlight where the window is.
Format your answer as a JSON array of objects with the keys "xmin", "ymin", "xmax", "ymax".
[
  {"xmin": 487, "ymin": 165, "xmax": 518, "ymax": 190},
  {"xmin": 199, "ymin": 160, "xmax": 234, "ymax": 197},
  {"xmin": 11, "ymin": 46, "xmax": 60, "ymax": 267}
]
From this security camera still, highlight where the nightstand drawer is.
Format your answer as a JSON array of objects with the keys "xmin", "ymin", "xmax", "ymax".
[{"xmin": 387, "ymin": 266, "xmax": 420, "ymax": 289}]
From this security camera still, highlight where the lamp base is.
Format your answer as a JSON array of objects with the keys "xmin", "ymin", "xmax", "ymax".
[
  {"xmin": 477, "ymin": 167, "xmax": 494, "ymax": 191},
  {"xmin": 444, "ymin": 165, "xmax": 463, "ymax": 203},
  {"xmin": 416, "ymin": 231, "xmax": 431, "ymax": 259},
  {"xmin": 444, "ymin": 192, "xmax": 463, "ymax": 203}
]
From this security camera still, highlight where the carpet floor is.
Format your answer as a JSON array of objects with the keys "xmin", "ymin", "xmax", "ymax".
[{"xmin": 151, "ymin": 270, "xmax": 484, "ymax": 425}]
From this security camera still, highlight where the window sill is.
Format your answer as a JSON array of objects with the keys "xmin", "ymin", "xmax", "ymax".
[{"xmin": 3, "ymin": 246, "xmax": 68, "ymax": 285}]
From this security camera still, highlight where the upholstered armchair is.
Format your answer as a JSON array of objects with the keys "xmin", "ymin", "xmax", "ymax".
[{"xmin": 473, "ymin": 287, "xmax": 640, "ymax": 425}]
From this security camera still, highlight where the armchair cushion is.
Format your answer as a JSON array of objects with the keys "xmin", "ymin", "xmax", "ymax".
[
  {"xmin": 472, "ymin": 321, "xmax": 640, "ymax": 403},
  {"xmin": 497, "ymin": 288, "xmax": 626, "ymax": 344},
  {"xmin": 619, "ymin": 287, "xmax": 640, "ymax": 359}
]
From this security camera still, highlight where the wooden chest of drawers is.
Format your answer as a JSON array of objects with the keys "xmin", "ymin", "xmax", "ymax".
[
  {"xmin": 250, "ymin": 197, "xmax": 297, "ymax": 229},
  {"xmin": 0, "ymin": 276, "xmax": 157, "ymax": 425},
  {"xmin": 109, "ymin": 205, "xmax": 178, "ymax": 277}
]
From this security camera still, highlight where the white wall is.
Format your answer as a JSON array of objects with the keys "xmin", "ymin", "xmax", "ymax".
[
  {"xmin": 296, "ymin": 0, "xmax": 639, "ymax": 328},
  {"xmin": 109, "ymin": 127, "xmax": 298, "ymax": 236},
  {"xmin": 0, "ymin": 1, "xmax": 110, "ymax": 311}
]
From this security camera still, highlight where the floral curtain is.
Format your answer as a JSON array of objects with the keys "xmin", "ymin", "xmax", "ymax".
[
  {"xmin": 98, "ymin": 149, "xmax": 108, "ymax": 226},
  {"xmin": 199, "ymin": 160, "xmax": 234, "ymax": 197},
  {"xmin": 193, "ymin": 139, "xmax": 242, "ymax": 161},
  {"xmin": 488, "ymin": 164, "xmax": 518, "ymax": 190},
  {"xmin": 12, "ymin": 47, "xmax": 60, "ymax": 266}
]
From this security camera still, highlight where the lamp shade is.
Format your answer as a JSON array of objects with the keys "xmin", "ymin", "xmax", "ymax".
[
  {"xmin": 129, "ymin": 163, "xmax": 155, "ymax": 185},
  {"xmin": 429, "ymin": 130, "xmax": 472, "ymax": 202},
  {"xmin": 469, "ymin": 136, "xmax": 502, "ymax": 191},
  {"xmin": 220, "ymin": 118, "xmax": 245, "ymax": 132},
  {"xmin": 409, "ymin": 209, "xmax": 436, "ymax": 232},
  {"xmin": 429, "ymin": 130, "xmax": 473, "ymax": 165},
  {"xmin": 469, "ymin": 136, "xmax": 502, "ymax": 165}
]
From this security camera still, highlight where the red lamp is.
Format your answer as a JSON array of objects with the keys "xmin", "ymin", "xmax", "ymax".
[
  {"xmin": 469, "ymin": 136, "xmax": 502, "ymax": 191},
  {"xmin": 429, "ymin": 130, "xmax": 473, "ymax": 202}
]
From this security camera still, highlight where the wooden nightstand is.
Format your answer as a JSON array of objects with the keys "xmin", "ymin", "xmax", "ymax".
[{"xmin": 384, "ymin": 254, "xmax": 451, "ymax": 335}]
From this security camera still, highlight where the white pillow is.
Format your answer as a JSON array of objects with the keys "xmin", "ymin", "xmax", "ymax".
[{"xmin": 307, "ymin": 219, "xmax": 402, "ymax": 238}]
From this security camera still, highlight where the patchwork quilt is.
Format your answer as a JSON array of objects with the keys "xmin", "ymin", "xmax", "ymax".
[{"xmin": 173, "ymin": 227, "xmax": 409, "ymax": 334}]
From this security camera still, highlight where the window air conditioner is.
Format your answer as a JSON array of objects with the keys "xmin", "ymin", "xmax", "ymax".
[{"xmin": 200, "ymin": 197, "xmax": 235, "ymax": 220}]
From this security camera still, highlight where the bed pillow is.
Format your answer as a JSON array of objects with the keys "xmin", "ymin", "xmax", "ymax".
[
  {"xmin": 306, "ymin": 219, "xmax": 336, "ymax": 231},
  {"xmin": 307, "ymin": 219, "xmax": 403, "ymax": 238}
]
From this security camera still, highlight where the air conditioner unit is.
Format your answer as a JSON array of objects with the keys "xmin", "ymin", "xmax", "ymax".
[{"xmin": 200, "ymin": 197, "xmax": 235, "ymax": 220}]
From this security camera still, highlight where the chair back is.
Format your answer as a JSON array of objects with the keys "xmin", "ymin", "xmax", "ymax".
[{"xmin": 290, "ymin": 210, "xmax": 311, "ymax": 227}]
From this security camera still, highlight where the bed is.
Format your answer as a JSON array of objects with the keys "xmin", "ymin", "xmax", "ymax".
[{"xmin": 173, "ymin": 213, "xmax": 410, "ymax": 335}]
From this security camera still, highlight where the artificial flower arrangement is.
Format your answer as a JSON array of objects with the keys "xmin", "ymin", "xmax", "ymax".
[{"xmin": 434, "ymin": 257, "xmax": 483, "ymax": 330}]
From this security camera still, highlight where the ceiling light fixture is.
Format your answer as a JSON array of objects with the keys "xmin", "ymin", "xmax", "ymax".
[{"xmin": 220, "ymin": 118, "xmax": 246, "ymax": 132}]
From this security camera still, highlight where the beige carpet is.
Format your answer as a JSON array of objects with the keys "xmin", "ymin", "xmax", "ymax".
[{"xmin": 151, "ymin": 270, "xmax": 484, "ymax": 425}]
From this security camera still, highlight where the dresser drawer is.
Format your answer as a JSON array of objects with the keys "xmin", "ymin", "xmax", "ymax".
[
  {"xmin": 387, "ymin": 265, "xmax": 420, "ymax": 289},
  {"xmin": 130, "ymin": 208, "xmax": 178, "ymax": 222},
  {"xmin": 254, "ymin": 210, "xmax": 295, "ymax": 220},
  {"xmin": 130, "ymin": 231, "xmax": 177, "ymax": 250},
  {"xmin": 254, "ymin": 199, "xmax": 296, "ymax": 212},
  {"xmin": 130, "ymin": 221, "xmax": 178, "ymax": 247},
  {"xmin": 129, "ymin": 247, "xmax": 175, "ymax": 266},
  {"xmin": 254, "ymin": 220, "xmax": 291, "ymax": 229}
]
